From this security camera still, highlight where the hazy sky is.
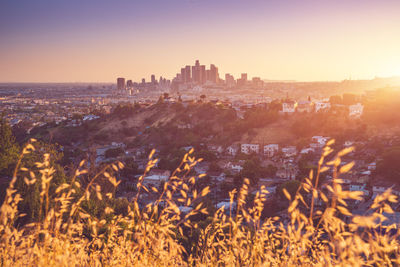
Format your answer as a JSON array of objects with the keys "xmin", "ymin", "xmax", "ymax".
[{"xmin": 1, "ymin": 0, "xmax": 400, "ymax": 82}]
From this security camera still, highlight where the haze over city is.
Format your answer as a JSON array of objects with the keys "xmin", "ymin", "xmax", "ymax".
[{"xmin": 1, "ymin": 0, "xmax": 400, "ymax": 82}]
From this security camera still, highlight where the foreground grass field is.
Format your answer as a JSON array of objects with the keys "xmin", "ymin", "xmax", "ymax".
[{"xmin": 1, "ymin": 140, "xmax": 399, "ymax": 266}]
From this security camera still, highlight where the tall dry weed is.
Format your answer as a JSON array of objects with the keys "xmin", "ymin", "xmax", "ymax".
[{"xmin": 0, "ymin": 139, "xmax": 399, "ymax": 266}]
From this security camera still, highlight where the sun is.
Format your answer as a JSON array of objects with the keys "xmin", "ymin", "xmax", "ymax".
[{"xmin": 380, "ymin": 63, "xmax": 400, "ymax": 78}]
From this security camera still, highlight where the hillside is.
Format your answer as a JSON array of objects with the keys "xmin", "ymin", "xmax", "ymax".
[{"xmin": 32, "ymin": 100, "xmax": 399, "ymax": 154}]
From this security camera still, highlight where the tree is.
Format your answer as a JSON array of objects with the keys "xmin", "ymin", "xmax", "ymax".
[
  {"xmin": 208, "ymin": 162, "xmax": 222, "ymax": 173},
  {"xmin": 14, "ymin": 141, "xmax": 67, "ymax": 224},
  {"xmin": 241, "ymin": 159, "xmax": 261, "ymax": 185},
  {"xmin": 196, "ymin": 150, "xmax": 217, "ymax": 162},
  {"xmin": 298, "ymin": 154, "xmax": 316, "ymax": 177},
  {"xmin": 72, "ymin": 113, "xmax": 83, "ymax": 120},
  {"xmin": 112, "ymin": 104, "xmax": 135, "ymax": 118},
  {"xmin": 105, "ymin": 147, "xmax": 124, "ymax": 158},
  {"xmin": 12, "ymin": 120, "xmax": 33, "ymax": 143},
  {"xmin": 342, "ymin": 93, "xmax": 357, "ymax": 106},
  {"xmin": 0, "ymin": 115, "xmax": 20, "ymax": 176},
  {"xmin": 329, "ymin": 95, "xmax": 342, "ymax": 105},
  {"xmin": 120, "ymin": 158, "xmax": 139, "ymax": 178},
  {"xmin": 376, "ymin": 147, "xmax": 400, "ymax": 183},
  {"xmin": 262, "ymin": 164, "xmax": 277, "ymax": 177}
]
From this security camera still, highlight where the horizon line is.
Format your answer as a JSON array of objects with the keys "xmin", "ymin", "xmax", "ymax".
[{"xmin": 1, "ymin": 75, "xmax": 400, "ymax": 85}]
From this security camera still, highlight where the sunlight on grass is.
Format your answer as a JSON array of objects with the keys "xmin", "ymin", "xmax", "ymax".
[{"xmin": 0, "ymin": 139, "xmax": 399, "ymax": 266}]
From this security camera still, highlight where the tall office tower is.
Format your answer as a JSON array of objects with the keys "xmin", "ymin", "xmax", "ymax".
[
  {"xmin": 117, "ymin": 77, "xmax": 125, "ymax": 90},
  {"xmin": 126, "ymin": 80, "xmax": 133, "ymax": 88},
  {"xmin": 192, "ymin": 60, "xmax": 201, "ymax": 83},
  {"xmin": 142, "ymin": 78, "xmax": 146, "ymax": 84},
  {"xmin": 151, "ymin": 74, "xmax": 156, "ymax": 84},
  {"xmin": 185, "ymin": 65, "xmax": 191, "ymax": 83},
  {"xmin": 252, "ymin": 77, "xmax": 263, "ymax": 88},
  {"xmin": 241, "ymin": 73, "xmax": 248, "ymax": 82},
  {"xmin": 176, "ymin": 73, "xmax": 182, "ymax": 82},
  {"xmin": 225, "ymin": 73, "xmax": 236, "ymax": 88},
  {"xmin": 181, "ymin": 68, "xmax": 186, "ymax": 83},
  {"xmin": 206, "ymin": 70, "xmax": 211, "ymax": 81},
  {"xmin": 236, "ymin": 73, "xmax": 248, "ymax": 87},
  {"xmin": 159, "ymin": 76, "xmax": 163, "ymax": 84},
  {"xmin": 200, "ymin": 65, "xmax": 206, "ymax": 84},
  {"xmin": 210, "ymin": 64, "xmax": 219, "ymax": 84}
]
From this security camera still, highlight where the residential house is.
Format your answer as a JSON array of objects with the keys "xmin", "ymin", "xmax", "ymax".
[
  {"xmin": 282, "ymin": 100, "xmax": 297, "ymax": 113},
  {"xmin": 372, "ymin": 181, "xmax": 395, "ymax": 199},
  {"xmin": 367, "ymin": 162, "xmax": 377, "ymax": 171},
  {"xmin": 208, "ymin": 145, "xmax": 223, "ymax": 154},
  {"xmin": 349, "ymin": 103, "xmax": 364, "ymax": 118},
  {"xmin": 143, "ymin": 169, "xmax": 171, "ymax": 187},
  {"xmin": 216, "ymin": 201, "xmax": 237, "ymax": 211},
  {"xmin": 344, "ymin": 141, "xmax": 354, "ymax": 147},
  {"xmin": 225, "ymin": 161, "xmax": 243, "ymax": 173},
  {"xmin": 297, "ymin": 100, "xmax": 314, "ymax": 113},
  {"xmin": 276, "ymin": 167, "xmax": 297, "ymax": 180},
  {"xmin": 241, "ymin": 143, "xmax": 259, "ymax": 154},
  {"xmin": 311, "ymin": 136, "xmax": 329, "ymax": 147},
  {"xmin": 276, "ymin": 162, "xmax": 298, "ymax": 180},
  {"xmin": 208, "ymin": 171, "xmax": 226, "ymax": 182},
  {"xmin": 226, "ymin": 145, "xmax": 239, "ymax": 156},
  {"xmin": 349, "ymin": 182, "xmax": 369, "ymax": 197},
  {"xmin": 300, "ymin": 147, "xmax": 315, "ymax": 154},
  {"xmin": 263, "ymin": 144, "xmax": 279, "ymax": 157},
  {"xmin": 315, "ymin": 101, "xmax": 331, "ymax": 112},
  {"xmin": 281, "ymin": 146, "xmax": 297, "ymax": 157},
  {"xmin": 83, "ymin": 114, "xmax": 100, "ymax": 121}
]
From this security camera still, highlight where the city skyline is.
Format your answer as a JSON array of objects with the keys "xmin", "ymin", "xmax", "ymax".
[{"xmin": 1, "ymin": 0, "xmax": 400, "ymax": 83}]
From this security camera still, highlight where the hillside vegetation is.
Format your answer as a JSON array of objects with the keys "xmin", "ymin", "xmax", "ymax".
[{"xmin": 35, "ymin": 100, "xmax": 386, "ymax": 152}]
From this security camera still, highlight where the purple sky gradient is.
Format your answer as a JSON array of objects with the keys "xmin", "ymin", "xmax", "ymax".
[{"xmin": 0, "ymin": 0, "xmax": 399, "ymax": 82}]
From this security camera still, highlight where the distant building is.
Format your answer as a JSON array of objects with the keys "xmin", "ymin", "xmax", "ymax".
[
  {"xmin": 344, "ymin": 140, "xmax": 354, "ymax": 147},
  {"xmin": 282, "ymin": 101, "xmax": 297, "ymax": 113},
  {"xmin": 315, "ymin": 101, "xmax": 331, "ymax": 112},
  {"xmin": 237, "ymin": 73, "xmax": 248, "ymax": 87},
  {"xmin": 241, "ymin": 73, "xmax": 247, "ymax": 82},
  {"xmin": 368, "ymin": 162, "xmax": 377, "ymax": 171},
  {"xmin": 372, "ymin": 181, "xmax": 394, "ymax": 199},
  {"xmin": 297, "ymin": 100, "xmax": 314, "ymax": 113},
  {"xmin": 184, "ymin": 65, "xmax": 191, "ymax": 83},
  {"xmin": 311, "ymin": 136, "xmax": 329, "ymax": 147},
  {"xmin": 192, "ymin": 60, "xmax": 201, "ymax": 84},
  {"xmin": 209, "ymin": 64, "xmax": 219, "ymax": 84},
  {"xmin": 226, "ymin": 145, "xmax": 239, "ymax": 156},
  {"xmin": 276, "ymin": 164, "xmax": 298, "ymax": 180},
  {"xmin": 281, "ymin": 146, "xmax": 297, "ymax": 157},
  {"xmin": 200, "ymin": 65, "xmax": 206, "ymax": 84},
  {"xmin": 180, "ymin": 68, "xmax": 185, "ymax": 83},
  {"xmin": 264, "ymin": 144, "xmax": 279, "ymax": 157},
  {"xmin": 117, "ymin": 77, "xmax": 125, "ymax": 90},
  {"xmin": 143, "ymin": 169, "xmax": 171, "ymax": 187},
  {"xmin": 225, "ymin": 162, "xmax": 243, "ymax": 173},
  {"xmin": 241, "ymin": 144, "xmax": 259, "ymax": 154},
  {"xmin": 225, "ymin": 74, "xmax": 236, "ymax": 88},
  {"xmin": 151, "ymin": 75, "xmax": 156, "ymax": 84},
  {"xmin": 252, "ymin": 77, "xmax": 263, "ymax": 88},
  {"xmin": 301, "ymin": 147, "xmax": 315, "ymax": 154},
  {"xmin": 349, "ymin": 103, "xmax": 364, "ymax": 118},
  {"xmin": 126, "ymin": 80, "xmax": 133, "ymax": 88}
]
